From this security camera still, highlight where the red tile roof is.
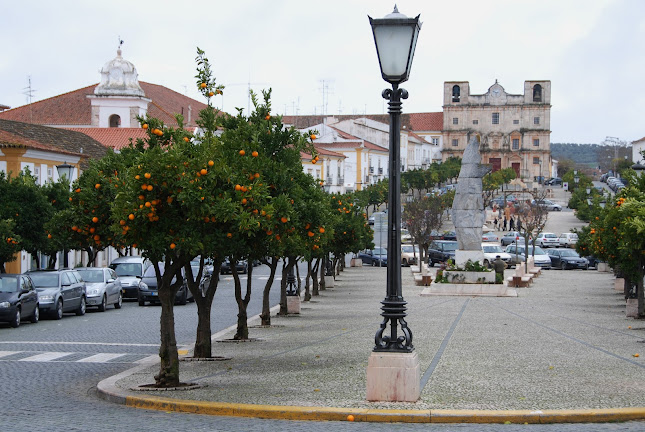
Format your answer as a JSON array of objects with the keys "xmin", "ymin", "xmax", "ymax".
[
  {"xmin": 407, "ymin": 112, "xmax": 443, "ymax": 132},
  {"xmin": 0, "ymin": 129, "xmax": 79, "ymax": 156},
  {"xmin": 0, "ymin": 82, "xmax": 208, "ymax": 128},
  {"xmin": 326, "ymin": 126, "xmax": 388, "ymax": 152},
  {"xmin": 301, "ymin": 145, "xmax": 346, "ymax": 160},
  {"xmin": 63, "ymin": 128, "xmax": 149, "ymax": 150}
]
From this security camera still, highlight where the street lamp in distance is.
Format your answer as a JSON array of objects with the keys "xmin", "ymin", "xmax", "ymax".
[
  {"xmin": 366, "ymin": 6, "xmax": 421, "ymax": 403},
  {"xmin": 56, "ymin": 162, "xmax": 74, "ymax": 182}
]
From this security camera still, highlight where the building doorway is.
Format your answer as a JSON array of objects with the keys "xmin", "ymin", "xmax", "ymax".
[
  {"xmin": 489, "ymin": 158, "xmax": 501, "ymax": 172},
  {"xmin": 512, "ymin": 162, "xmax": 520, "ymax": 177}
]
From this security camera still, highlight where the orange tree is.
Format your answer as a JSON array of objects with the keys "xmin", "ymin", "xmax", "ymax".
[
  {"xmin": 327, "ymin": 191, "xmax": 372, "ymax": 273},
  {"xmin": 214, "ymin": 88, "xmax": 316, "ymax": 335},
  {"xmin": 111, "ymin": 119, "xmax": 201, "ymax": 387},
  {"xmin": 0, "ymin": 171, "xmax": 53, "ymax": 269},
  {"xmin": 577, "ymin": 171, "xmax": 645, "ymax": 316},
  {"xmin": 0, "ymin": 219, "xmax": 22, "ymax": 273}
]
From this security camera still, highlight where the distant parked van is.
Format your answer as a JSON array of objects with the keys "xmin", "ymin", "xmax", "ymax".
[
  {"xmin": 108, "ymin": 256, "xmax": 151, "ymax": 300},
  {"xmin": 558, "ymin": 232, "xmax": 578, "ymax": 248}
]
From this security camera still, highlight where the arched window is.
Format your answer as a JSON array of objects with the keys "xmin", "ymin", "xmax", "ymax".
[
  {"xmin": 109, "ymin": 114, "xmax": 121, "ymax": 128},
  {"xmin": 452, "ymin": 85, "xmax": 461, "ymax": 102},
  {"xmin": 533, "ymin": 84, "xmax": 542, "ymax": 102}
]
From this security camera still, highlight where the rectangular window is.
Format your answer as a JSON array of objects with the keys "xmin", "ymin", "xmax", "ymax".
[
  {"xmin": 431, "ymin": 137, "xmax": 439, "ymax": 145},
  {"xmin": 472, "ymin": 119, "xmax": 478, "ymax": 125},
  {"xmin": 513, "ymin": 119, "xmax": 519, "ymax": 125},
  {"xmin": 533, "ymin": 138, "xmax": 540, "ymax": 147},
  {"xmin": 492, "ymin": 113, "xmax": 499, "ymax": 124},
  {"xmin": 533, "ymin": 157, "xmax": 540, "ymax": 164},
  {"xmin": 451, "ymin": 139, "xmax": 459, "ymax": 147},
  {"xmin": 512, "ymin": 139, "xmax": 519, "ymax": 150},
  {"xmin": 534, "ymin": 116, "xmax": 540, "ymax": 125},
  {"xmin": 452, "ymin": 117, "xmax": 458, "ymax": 125}
]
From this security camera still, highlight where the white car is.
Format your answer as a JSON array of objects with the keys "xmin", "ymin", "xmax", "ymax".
[
  {"xmin": 482, "ymin": 242, "xmax": 511, "ymax": 268},
  {"xmin": 505, "ymin": 244, "xmax": 552, "ymax": 269},
  {"xmin": 558, "ymin": 232, "xmax": 578, "ymax": 248},
  {"xmin": 531, "ymin": 199, "xmax": 562, "ymax": 211},
  {"xmin": 534, "ymin": 232, "xmax": 560, "ymax": 248},
  {"xmin": 482, "ymin": 232, "xmax": 499, "ymax": 242}
]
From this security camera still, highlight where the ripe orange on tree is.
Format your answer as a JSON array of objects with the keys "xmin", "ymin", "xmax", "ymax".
[
  {"xmin": 95, "ymin": 183, "xmax": 101, "ymax": 189},
  {"xmin": 200, "ymin": 82, "xmax": 207, "ymax": 88},
  {"xmin": 252, "ymin": 151, "xmax": 259, "ymax": 157},
  {"xmin": 142, "ymin": 123, "xmax": 149, "ymax": 129},
  {"xmin": 239, "ymin": 149, "xmax": 246, "ymax": 156},
  {"xmin": 200, "ymin": 168, "xmax": 208, "ymax": 175},
  {"xmin": 92, "ymin": 216, "xmax": 99, "ymax": 223},
  {"xmin": 170, "ymin": 243, "xmax": 176, "ymax": 249},
  {"xmin": 208, "ymin": 160, "xmax": 214, "ymax": 167},
  {"xmin": 281, "ymin": 217, "xmax": 288, "ymax": 223},
  {"xmin": 128, "ymin": 214, "xmax": 135, "ymax": 220}
]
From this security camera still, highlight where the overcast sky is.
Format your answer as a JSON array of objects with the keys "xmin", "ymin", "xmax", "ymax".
[{"xmin": 1, "ymin": 0, "xmax": 643, "ymax": 144}]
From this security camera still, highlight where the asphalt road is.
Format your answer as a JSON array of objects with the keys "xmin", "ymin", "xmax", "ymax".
[{"xmin": 2, "ymin": 252, "xmax": 644, "ymax": 430}]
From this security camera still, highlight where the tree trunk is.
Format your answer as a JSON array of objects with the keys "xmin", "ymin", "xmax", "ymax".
[
  {"xmin": 319, "ymin": 257, "xmax": 326, "ymax": 290},
  {"xmin": 232, "ymin": 259, "xmax": 252, "ymax": 340},
  {"xmin": 278, "ymin": 258, "xmax": 293, "ymax": 316},
  {"xmin": 304, "ymin": 259, "xmax": 312, "ymax": 301},
  {"xmin": 47, "ymin": 254, "xmax": 57, "ymax": 269},
  {"xmin": 154, "ymin": 259, "xmax": 184, "ymax": 387},
  {"xmin": 260, "ymin": 257, "xmax": 279, "ymax": 326},
  {"xmin": 312, "ymin": 259, "xmax": 320, "ymax": 296},
  {"xmin": 186, "ymin": 258, "xmax": 222, "ymax": 359},
  {"xmin": 638, "ymin": 257, "xmax": 644, "ymax": 317},
  {"xmin": 295, "ymin": 258, "xmax": 302, "ymax": 295}
]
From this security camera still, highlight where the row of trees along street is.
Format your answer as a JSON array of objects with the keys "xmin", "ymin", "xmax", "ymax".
[{"xmin": 574, "ymin": 156, "xmax": 645, "ymax": 319}]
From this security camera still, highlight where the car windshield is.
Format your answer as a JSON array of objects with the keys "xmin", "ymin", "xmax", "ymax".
[
  {"xmin": 110, "ymin": 262, "xmax": 143, "ymax": 277},
  {"xmin": 483, "ymin": 245, "xmax": 503, "ymax": 253},
  {"xmin": 144, "ymin": 264, "xmax": 163, "ymax": 277},
  {"xmin": 559, "ymin": 249, "xmax": 580, "ymax": 257},
  {"xmin": 442, "ymin": 242, "xmax": 458, "ymax": 251},
  {"xmin": 401, "ymin": 245, "xmax": 417, "ymax": 253},
  {"xmin": 373, "ymin": 247, "xmax": 387, "ymax": 256},
  {"xmin": 0, "ymin": 276, "xmax": 19, "ymax": 292},
  {"xmin": 528, "ymin": 246, "xmax": 546, "ymax": 255},
  {"xmin": 28, "ymin": 273, "xmax": 59, "ymax": 288},
  {"xmin": 77, "ymin": 269, "xmax": 104, "ymax": 283}
]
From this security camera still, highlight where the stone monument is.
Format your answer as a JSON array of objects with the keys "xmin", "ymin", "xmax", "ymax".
[{"xmin": 452, "ymin": 135, "xmax": 491, "ymax": 267}]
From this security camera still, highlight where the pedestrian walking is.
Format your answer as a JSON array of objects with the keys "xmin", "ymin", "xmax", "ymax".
[
  {"xmin": 517, "ymin": 217, "xmax": 522, "ymax": 231},
  {"xmin": 493, "ymin": 255, "xmax": 507, "ymax": 283},
  {"xmin": 509, "ymin": 217, "xmax": 515, "ymax": 230},
  {"xmin": 493, "ymin": 217, "xmax": 498, "ymax": 230},
  {"xmin": 503, "ymin": 217, "xmax": 507, "ymax": 231}
]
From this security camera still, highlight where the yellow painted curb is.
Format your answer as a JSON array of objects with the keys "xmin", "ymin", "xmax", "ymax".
[{"xmin": 124, "ymin": 394, "xmax": 645, "ymax": 424}]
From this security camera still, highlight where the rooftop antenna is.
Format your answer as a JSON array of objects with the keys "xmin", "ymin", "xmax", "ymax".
[
  {"xmin": 118, "ymin": 36, "xmax": 124, "ymax": 52},
  {"xmin": 22, "ymin": 75, "xmax": 36, "ymax": 123}
]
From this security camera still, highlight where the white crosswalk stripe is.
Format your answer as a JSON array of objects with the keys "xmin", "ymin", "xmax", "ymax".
[
  {"xmin": 0, "ymin": 351, "xmax": 154, "ymax": 364},
  {"xmin": 75, "ymin": 353, "xmax": 127, "ymax": 363},
  {"xmin": 19, "ymin": 352, "xmax": 75, "ymax": 362}
]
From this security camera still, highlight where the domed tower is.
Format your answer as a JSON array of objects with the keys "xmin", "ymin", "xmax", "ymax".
[{"xmin": 88, "ymin": 48, "xmax": 150, "ymax": 127}]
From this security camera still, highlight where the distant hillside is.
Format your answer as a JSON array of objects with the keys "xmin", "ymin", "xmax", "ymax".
[{"xmin": 551, "ymin": 143, "xmax": 599, "ymax": 166}]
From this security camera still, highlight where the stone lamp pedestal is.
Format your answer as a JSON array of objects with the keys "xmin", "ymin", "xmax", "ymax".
[{"xmin": 366, "ymin": 351, "xmax": 420, "ymax": 402}]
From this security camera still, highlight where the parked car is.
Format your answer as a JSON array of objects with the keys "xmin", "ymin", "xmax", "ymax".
[
  {"xmin": 531, "ymin": 199, "xmax": 562, "ymax": 211},
  {"xmin": 401, "ymin": 244, "xmax": 419, "ymax": 267},
  {"xmin": 427, "ymin": 240, "xmax": 458, "ymax": 266},
  {"xmin": 584, "ymin": 255, "xmax": 603, "ymax": 269},
  {"xmin": 76, "ymin": 267, "xmax": 122, "ymax": 311},
  {"xmin": 138, "ymin": 263, "xmax": 193, "ymax": 306},
  {"xmin": 26, "ymin": 269, "xmax": 87, "ymax": 319},
  {"xmin": 482, "ymin": 232, "xmax": 499, "ymax": 242},
  {"xmin": 220, "ymin": 258, "xmax": 248, "ymax": 275},
  {"xmin": 400, "ymin": 228, "xmax": 412, "ymax": 243},
  {"xmin": 558, "ymin": 232, "xmax": 578, "ymax": 248},
  {"xmin": 545, "ymin": 177, "xmax": 562, "ymax": 186},
  {"xmin": 358, "ymin": 247, "xmax": 388, "ymax": 266},
  {"xmin": 534, "ymin": 232, "xmax": 560, "ymax": 248},
  {"xmin": 504, "ymin": 245, "xmax": 552, "ymax": 269},
  {"xmin": 547, "ymin": 249, "xmax": 588, "ymax": 270},
  {"xmin": 491, "ymin": 195, "xmax": 518, "ymax": 208},
  {"xmin": 481, "ymin": 243, "xmax": 511, "ymax": 268},
  {"xmin": 500, "ymin": 231, "xmax": 525, "ymax": 247},
  {"xmin": 109, "ymin": 256, "xmax": 151, "ymax": 300},
  {"xmin": 0, "ymin": 274, "xmax": 39, "ymax": 327}
]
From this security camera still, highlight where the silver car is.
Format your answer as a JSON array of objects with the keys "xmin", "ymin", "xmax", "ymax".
[
  {"xmin": 504, "ymin": 244, "xmax": 552, "ymax": 269},
  {"xmin": 76, "ymin": 267, "xmax": 122, "ymax": 311}
]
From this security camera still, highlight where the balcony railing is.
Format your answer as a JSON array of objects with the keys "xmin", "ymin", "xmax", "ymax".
[{"xmin": 338, "ymin": 177, "xmax": 344, "ymax": 185}]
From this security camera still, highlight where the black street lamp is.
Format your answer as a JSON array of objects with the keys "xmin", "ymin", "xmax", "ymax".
[
  {"xmin": 369, "ymin": 6, "xmax": 421, "ymax": 353},
  {"xmin": 56, "ymin": 162, "xmax": 74, "ymax": 182}
]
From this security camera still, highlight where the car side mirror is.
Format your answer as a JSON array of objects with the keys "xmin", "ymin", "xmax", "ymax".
[
  {"xmin": 107, "ymin": 278, "xmax": 115, "ymax": 283},
  {"xmin": 21, "ymin": 289, "xmax": 30, "ymax": 295}
]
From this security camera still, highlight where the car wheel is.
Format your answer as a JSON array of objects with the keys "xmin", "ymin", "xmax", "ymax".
[
  {"xmin": 138, "ymin": 297, "xmax": 145, "ymax": 307},
  {"xmin": 402, "ymin": 258, "xmax": 408, "ymax": 267},
  {"xmin": 76, "ymin": 296, "xmax": 86, "ymax": 316},
  {"xmin": 53, "ymin": 299, "xmax": 63, "ymax": 320},
  {"xmin": 371, "ymin": 260, "xmax": 375, "ymax": 267},
  {"xmin": 10, "ymin": 308, "xmax": 20, "ymax": 328},
  {"xmin": 98, "ymin": 294, "xmax": 107, "ymax": 312},
  {"xmin": 114, "ymin": 292, "xmax": 122, "ymax": 309},
  {"xmin": 429, "ymin": 260, "xmax": 435, "ymax": 267},
  {"xmin": 30, "ymin": 305, "xmax": 39, "ymax": 323},
  {"xmin": 560, "ymin": 261, "xmax": 566, "ymax": 270}
]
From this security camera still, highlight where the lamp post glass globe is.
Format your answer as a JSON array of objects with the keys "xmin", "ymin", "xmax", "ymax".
[
  {"xmin": 369, "ymin": 6, "xmax": 421, "ymax": 84},
  {"xmin": 56, "ymin": 162, "xmax": 74, "ymax": 181}
]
